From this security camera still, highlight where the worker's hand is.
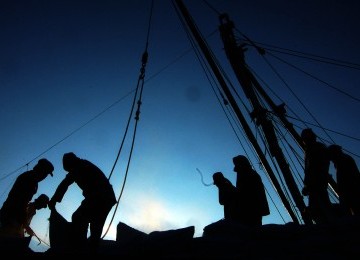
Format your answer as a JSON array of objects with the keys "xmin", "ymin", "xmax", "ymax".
[
  {"xmin": 48, "ymin": 199, "xmax": 56, "ymax": 211},
  {"xmin": 25, "ymin": 226, "xmax": 35, "ymax": 237}
]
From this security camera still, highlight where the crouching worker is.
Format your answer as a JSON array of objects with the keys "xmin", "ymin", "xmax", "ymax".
[{"xmin": 24, "ymin": 194, "xmax": 49, "ymax": 237}]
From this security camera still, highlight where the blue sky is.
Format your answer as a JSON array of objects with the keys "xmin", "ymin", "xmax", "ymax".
[{"xmin": 1, "ymin": 0, "xmax": 359, "ymax": 252}]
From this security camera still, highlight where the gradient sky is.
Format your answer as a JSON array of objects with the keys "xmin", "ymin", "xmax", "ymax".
[{"xmin": 1, "ymin": 0, "xmax": 359, "ymax": 252}]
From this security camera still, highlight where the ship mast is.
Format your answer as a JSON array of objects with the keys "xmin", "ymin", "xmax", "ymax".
[
  {"xmin": 174, "ymin": 0, "xmax": 306, "ymax": 224},
  {"xmin": 174, "ymin": 0, "xmax": 343, "ymax": 224},
  {"xmin": 217, "ymin": 14, "xmax": 312, "ymax": 224}
]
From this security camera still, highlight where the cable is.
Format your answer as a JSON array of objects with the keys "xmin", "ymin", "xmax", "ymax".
[{"xmin": 102, "ymin": 0, "xmax": 153, "ymax": 239}]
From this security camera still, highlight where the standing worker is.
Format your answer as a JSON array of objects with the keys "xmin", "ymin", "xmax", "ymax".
[
  {"xmin": 212, "ymin": 171, "xmax": 240, "ymax": 221},
  {"xmin": 301, "ymin": 128, "xmax": 333, "ymax": 224},
  {"xmin": 48, "ymin": 152, "xmax": 116, "ymax": 253},
  {"xmin": 328, "ymin": 144, "xmax": 360, "ymax": 216},
  {"xmin": 0, "ymin": 159, "xmax": 54, "ymax": 237},
  {"xmin": 232, "ymin": 155, "xmax": 269, "ymax": 227}
]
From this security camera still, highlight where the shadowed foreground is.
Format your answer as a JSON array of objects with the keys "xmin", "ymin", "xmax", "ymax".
[{"xmin": 1, "ymin": 213, "xmax": 360, "ymax": 258}]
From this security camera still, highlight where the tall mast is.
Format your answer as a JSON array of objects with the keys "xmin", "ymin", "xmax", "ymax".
[
  {"xmin": 218, "ymin": 15, "xmax": 340, "ymax": 197},
  {"xmin": 174, "ymin": 0, "xmax": 302, "ymax": 224},
  {"xmin": 218, "ymin": 14, "xmax": 312, "ymax": 224}
]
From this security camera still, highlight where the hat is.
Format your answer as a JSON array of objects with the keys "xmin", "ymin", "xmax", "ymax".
[
  {"xmin": 232, "ymin": 155, "xmax": 250, "ymax": 167},
  {"xmin": 37, "ymin": 158, "xmax": 54, "ymax": 176}
]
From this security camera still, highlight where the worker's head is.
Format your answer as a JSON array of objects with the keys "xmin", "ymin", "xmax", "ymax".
[
  {"xmin": 63, "ymin": 152, "xmax": 79, "ymax": 172},
  {"xmin": 328, "ymin": 144, "xmax": 342, "ymax": 161},
  {"xmin": 33, "ymin": 158, "xmax": 54, "ymax": 181},
  {"xmin": 213, "ymin": 172, "xmax": 225, "ymax": 186},
  {"xmin": 232, "ymin": 155, "xmax": 251, "ymax": 173},
  {"xmin": 301, "ymin": 128, "xmax": 316, "ymax": 146},
  {"xmin": 34, "ymin": 194, "xmax": 50, "ymax": 210}
]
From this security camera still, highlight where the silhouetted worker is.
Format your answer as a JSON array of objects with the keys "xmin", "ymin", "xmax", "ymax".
[
  {"xmin": 328, "ymin": 144, "xmax": 360, "ymax": 216},
  {"xmin": 0, "ymin": 159, "xmax": 54, "ymax": 237},
  {"xmin": 24, "ymin": 194, "xmax": 49, "ymax": 237},
  {"xmin": 213, "ymin": 172, "xmax": 240, "ymax": 221},
  {"xmin": 301, "ymin": 128, "xmax": 333, "ymax": 224},
  {"xmin": 48, "ymin": 152, "xmax": 116, "ymax": 253},
  {"xmin": 232, "ymin": 155, "xmax": 270, "ymax": 227}
]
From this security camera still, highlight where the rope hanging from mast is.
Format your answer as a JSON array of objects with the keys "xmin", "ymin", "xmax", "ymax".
[{"xmin": 102, "ymin": 0, "xmax": 154, "ymax": 238}]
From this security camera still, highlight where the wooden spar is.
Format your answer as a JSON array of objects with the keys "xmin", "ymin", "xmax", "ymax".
[
  {"xmin": 173, "ymin": 0, "xmax": 300, "ymax": 224},
  {"xmin": 217, "ymin": 14, "xmax": 313, "ymax": 224}
]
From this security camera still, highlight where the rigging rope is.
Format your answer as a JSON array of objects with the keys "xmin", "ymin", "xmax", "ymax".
[
  {"xmin": 196, "ymin": 168, "xmax": 213, "ymax": 186},
  {"xmin": 102, "ymin": 0, "xmax": 154, "ymax": 239},
  {"xmin": 267, "ymin": 52, "xmax": 360, "ymax": 103}
]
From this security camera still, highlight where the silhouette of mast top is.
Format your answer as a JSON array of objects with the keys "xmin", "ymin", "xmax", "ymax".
[
  {"xmin": 174, "ymin": 0, "xmax": 307, "ymax": 224},
  {"xmin": 217, "ymin": 13, "xmax": 313, "ymax": 224}
]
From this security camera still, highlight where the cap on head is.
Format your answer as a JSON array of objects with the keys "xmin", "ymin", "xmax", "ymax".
[
  {"xmin": 63, "ymin": 152, "xmax": 78, "ymax": 171},
  {"xmin": 232, "ymin": 155, "xmax": 251, "ymax": 168},
  {"xmin": 37, "ymin": 158, "xmax": 54, "ymax": 176}
]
